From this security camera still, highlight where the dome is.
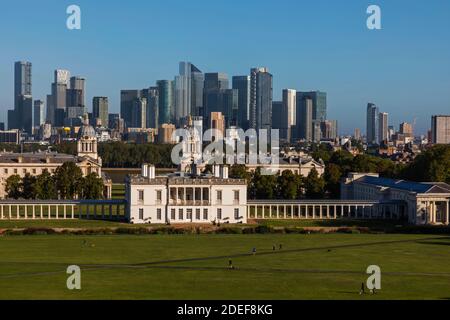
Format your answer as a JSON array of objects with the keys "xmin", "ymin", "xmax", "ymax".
[{"xmin": 77, "ymin": 124, "xmax": 96, "ymax": 139}]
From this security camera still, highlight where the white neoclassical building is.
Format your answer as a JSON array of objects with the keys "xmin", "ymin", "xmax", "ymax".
[
  {"xmin": 125, "ymin": 164, "xmax": 247, "ymax": 224},
  {"xmin": 341, "ymin": 173, "xmax": 450, "ymax": 225}
]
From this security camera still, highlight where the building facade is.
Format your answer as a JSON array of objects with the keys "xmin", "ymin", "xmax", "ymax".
[
  {"xmin": 431, "ymin": 115, "xmax": 450, "ymax": 144},
  {"xmin": 126, "ymin": 164, "xmax": 247, "ymax": 224}
]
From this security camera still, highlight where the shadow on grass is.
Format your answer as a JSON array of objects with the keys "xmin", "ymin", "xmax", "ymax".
[{"xmin": 415, "ymin": 239, "xmax": 450, "ymax": 247}]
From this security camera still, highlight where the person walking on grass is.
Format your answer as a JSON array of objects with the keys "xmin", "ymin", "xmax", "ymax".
[
  {"xmin": 228, "ymin": 259, "xmax": 233, "ymax": 269},
  {"xmin": 252, "ymin": 247, "xmax": 256, "ymax": 255},
  {"xmin": 360, "ymin": 282, "xmax": 365, "ymax": 295}
]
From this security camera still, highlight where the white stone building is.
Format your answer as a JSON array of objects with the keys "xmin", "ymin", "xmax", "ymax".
[
  {"xmin": 341, "ymin": 173, "xmax": 450, "ymax": 225},
  {"xmin": 125, "ymin": 164, "xmax": 247, "ymax": 224}
]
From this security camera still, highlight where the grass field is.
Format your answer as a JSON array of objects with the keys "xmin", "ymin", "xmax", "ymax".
[{"xmin": 0, "ymin": 233, "xmax": 449, "ymax": 300}]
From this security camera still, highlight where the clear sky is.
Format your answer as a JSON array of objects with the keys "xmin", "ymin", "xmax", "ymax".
[{"xmin": 1, "ymin": 0, "xmax": 449, "ymax": 134}]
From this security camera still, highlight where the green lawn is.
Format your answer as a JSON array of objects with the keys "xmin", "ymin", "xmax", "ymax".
[
  {"xmin": 0, "ymin": 233, "xmax": 449, "ymax": 300},
  {"xmin": 0, "ymin": 219, "xmax": 134, "ymax": 229}
]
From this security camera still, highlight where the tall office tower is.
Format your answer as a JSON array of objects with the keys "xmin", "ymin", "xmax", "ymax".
[
  {"xmin": 14, "ymin": 61, "xmax": 32, "ymax": 109},
  {"xmin": 131, "ymin": 97, "xmax": 147, "ymax": 128},
  {"xmin": 93, "ymin": 97, "xmax": 109, "ymax": 128},
  {"xmin": 204, "ymin": 73, "xmax": 229, "ymax": 92},
  {"xmin": 320, "ymin": 120, "xmax": 338, "ymax": 140},
  {"xmin": 366, "ymin": 103, "xmax": 379, "ymax": 145},
  {"xmin": 142, "ymin": 87, "xmax": 159, "ymax": 129},
  {"xmin": 191, "ymin": 70, "xmax": 204, "ymax": 117},
  {"xmin": 297, "ymin": 97, "xmax": 313, "ymax": 142},
  {"xmin": 33, "ymin": 100, "xmax": 45, "ymax": 128},
  {"xmin": 121, "ymin": 90, "xmax": 141, "ymax": 128},
  {"xmin": 282, "ymin": 89, "xmax": 297, "ymax": 142},
  {"xmin": 271, "ymin": 101, "xmax": 284, "ymax": 134},
  {"xmin": 49, "ymin": 69, "xmax": 71, "ymax": 126},
  {"xmin": 250, "ymin": 67, "xmax": 273, "ymax": 131},
  {"xmin": 354, "ymin": 128, "xmax": 362, "ymax": 141},
  {"xmin": 313, "ymin": 121, "xmax": 322, "ymax": 143},
  {"xmin": 378, "ymin": 112, "xmax": 389, "ymax": 143},
  {"xmin": 9, "ymin": 61, "xmax": 32, "ymax": 131},
  {"xmin": 156, "ymin": 80, "xmax": 174, "ymax": 125},
  {"xmin": 210, "ymin": 112, "xmax": 225, "ymax": 138},
  {"xmin": 232, "ymin": 76, "xmax": 250, "ymax": 130},
  {"xmin": 175, "ymin": 62, "xmax": 202, "ymax": 123},
  {"xmin": 204, "ymin": 89, "xmax": 238, "ymax": 128},
  {"xmin": 17, "ymin": 95, "xmax": 33, "ymax": 134},
  {"xmin": 296, "ymin": 91, "xmax": 327, "ymax": 122},
  {"xmin": 400, "ymin": 122, "xmax": 413, "ymax": 137},
  {"xmin": 431, "ymin": 115, "xmax": 450, "ymax": 144}
]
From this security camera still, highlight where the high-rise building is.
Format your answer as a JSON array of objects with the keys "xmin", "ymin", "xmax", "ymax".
[
  {"xmin": 191, "ymin": 70, "xmax": 204, "ymax": 117},
  {"xmin": 204, "ymin": 89, "xmax": 238, "ymax": 128},
  {"xmin": 142, "ymin": 87, "xmax": 159, "ymax": 129},
  {"xmin": 232, "ymin": 76, "xmax": 250, "ymax": 130},
  {"xmin": 204, "ymin": 73, "xmax": 229, "ymax": 92},
  {"xmin": 271, "ymin": 101, "xmax": 284, "ymax": 134},
  {"xmin": 93, "ymin": 97, "xmax": 109, "ymax": 128},
  {"xmin": 366, "ymin": 103, "xmax": 379, "ymax": 145},
  {"xmin": 14, "ymin": 61, "xmax": 32, "ymax": 110},
  {"xmin": 354, "ymin": 128, "xmax": 362, "ymax": 141},
  {"xmin": 48, "ymin": 69, "xmax": 71, "ymax": 126},
  {"xmin": 156, "ymin": 80, "xmax": 174, "ymax": 125},
  {"xmin": 121, "ymin": 90, "xmax": 141, "ymax": 128},
  {"xmin": 400, "ymin": 122, "xmax": 413, "ymax": 136},
  {"xmin": 431, "ymin": 115, "xmax": 450, "ymax": 144},
  {"xmin": 131, "ymin": 97, "xmax": 147, "ymax": 129},
  {"xmin": 298, "ymin": 96, "xmax": 313, "ymax": 141},
  {"xmin": 250, "ymin": 67, "xmax": 273, "ymax": 131},
  {"xmin": 282, "ymin": 89, "xmax": 296, "ymax": 142},
  {"xmin": 320, "ymin": 120, "xmax": 338, "ymax": 140},
  {"xmin": 33, "ymin": 100, "xmax": 45, "ymax": 128},
  {"xmin": 210, "ymin": 112, "xmax": 225, "ymax": 139},
  {"xmin": 9, "ymin": 61, "xmax": 32, "ymax": 132},
  {"xmin": 175, "ymin": 62, "xmax": 202, "ymax": 123},
  {"xmin": 296, "ymin": 91, "xmax": 327, "ymax": 122},
  {"xmin": 378, "ymin": 112, "xmax": 389, "ymax": 143}
]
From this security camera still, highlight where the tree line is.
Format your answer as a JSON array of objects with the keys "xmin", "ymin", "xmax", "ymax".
[{"xmin": 5, "ymin": 162, "xmax": 104, "ymax": 200}]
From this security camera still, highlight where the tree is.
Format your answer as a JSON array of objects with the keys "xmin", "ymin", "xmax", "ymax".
[
  {"xmin": 403, "ymin": 145, "xmax": 450, "ymax": 183},
  {"xmin": 54, "ymin": 162, "xmax": 83, "ymax": 199},
  {"xmin": 34, "ymin": 170, "xmax": 57, "ymax": 200},
  {"xmin": 22, "ymin": 173, "xmax": 37, "ymax": 199},
  {"xmin": 324, "ymin": 163, "xmax": 343, "ymax": 198},
  {"xmin": 5, "ymin": 175, "xmax": 22, "ymax": 199},
  {"xmin": 81, "ymin": 173, "xmax": 104, "ymax": 199},
  {"xmin": 304, "ymin": 168, "xmax": 326, "ymax": 199},
  {"xmin": 229, "ymin": 164, "xmax": 250, "ymax": 180},
  {"xmin": 277, "ymin": 171, "xmax": 303, "ymax": 200}
]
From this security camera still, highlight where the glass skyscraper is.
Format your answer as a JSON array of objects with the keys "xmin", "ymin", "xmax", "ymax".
[
  {"xmin": 156, "ymin": 80, "xmax": 174, "ymax": 125},
  {"xmin": 232, "ymin": 76, "xmax": 250, "ymax": 130},
  {"xmin": 250, "ymin": 67, "xmax": 273, "ymax": 131},
  {"xmin": 366, "ymin": 103, "xmax": 379, "ymax": 145}
]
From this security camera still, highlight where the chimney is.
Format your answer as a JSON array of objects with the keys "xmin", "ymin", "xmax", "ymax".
[
  {"xmin": 213, "ymin": 164, "xmax": 221, "ymax": 178},
  {"xmin": 221, "ymin": 166, "xmax": 229, "ymax": 179},
  {"xmin": 148, "ymin": 165, "xmax": 156, "ymax": 179},
  {"xmin": 17, "ymin": 155, "xmax": 23, "ymax": 163},
  {"xmin": 141, "ymin": 164, "xmax": 149, "ymax": 178}
]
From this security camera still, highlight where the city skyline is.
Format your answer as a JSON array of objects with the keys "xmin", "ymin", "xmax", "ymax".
[{"xmin": 1, "ymin": 1, "xmax": 450, "ymax": 134}]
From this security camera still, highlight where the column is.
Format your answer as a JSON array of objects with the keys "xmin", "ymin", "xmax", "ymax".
[
  {"xmin": 446, "ymin": 201, "xmax": 449, "ymax": 226},
  {"xmin": 9, "ymin": 205, "xmax": 11, "ymax": 220},
  {"xmin": 40, "ymin": 205, "xmax": 43, "ymax": 219},
  {"xmin": 72, "ymin": 205, "xmax": 75, "ymax": 219},
  {"xmin": 298, "ymin": 206, "xmax": 301, "ymax": 219},
  {"xmin": 341, "ymin": 205, "xmax": 344, "ymax": 218},
  {"xmin": 319, "ymin": 205, "xmax": 323, "ymax": 219},
  {"xmin": 25, "ymin": 206, "xmax": 28, "ymax": 219},
  {"xmin": 56, "ymin": 206, "xmax": 59, "ymax": 219},
  {"xmin": 0, "ymin": 205, "xmax": 3, "ymax": 219},
  {"xmin": 64, "ymin": 205, "xmax": 67, "ymax": 219},
  {"xmin": 32, "ymin": 205, "xmax": 36, "ymax": 219}
]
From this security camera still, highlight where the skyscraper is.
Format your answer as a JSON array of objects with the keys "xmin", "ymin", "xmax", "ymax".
[
  {"xmin": 142, "ymin": 87, "xmax": 159, "ymax": 129},
  {"xmin": 282, "ymin": 89, "xmax": 297, "ymax": 142},
  {"xmin": 49, "ymin": 69, "xmax": 70, "ymax": 126},
  {"xmin": 121, "ymin": 90, "xmax": 141, "ymax": 128},
  {"xmin": 93, "ymin": 97, "xmax": 109, "ymax": 128},
  {"xmin": 366, "ymin": 103, "xmax": 379, "ymax": 145},
  {"xmin": 298, "ymin": 96, "xmax": 313, "ymax": 141},
  {"xmin": 320, "ymin": 120, "xmax": 338, "ymax": 140},
  {"xmin": 250, "ymin": 67, "xmax": 273, "ymax": 131},
  {"xmin": 14, "ymin": 61, "xmax": 32, "ymax": 107},
  {"xmin": 296, "ymin": 91, "xmax": 327, "ymax": 122},
  {"xmin": 232, "ymin": 76, "xmax": 250, "ymax": 130},
  {"xmin": 271, "ymin": 101, "xmax": 283, "ymax": 134},
  {"xmin": 431, "ymin": 115, "xmax": 450, "ymax": 144},
  {"xmin": 33, "ymin": 100, "xmax": 45, "ymax": 128},
  {"xmin": 156, "ymin": 80, "xmax": 174, "ymax": 125},
  {"xmin": 131, "ymin": 97, "xmax": 147, "ymax": 129},
  {"xmin": 204, "ymin": 73, "xmax": 229, "ymax": 92},
  {"xmin": 175, "ymin": 62, "xmax": 202, "ymax": 123},
  {"xmin": 378, "ymin": 112, "xmax": 389, "ymax": 143}
]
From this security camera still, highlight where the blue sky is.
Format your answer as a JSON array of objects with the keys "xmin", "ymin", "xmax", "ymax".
[{"xmin": 1, "ymin": 0, "xmax": 449, "ymax": 134}]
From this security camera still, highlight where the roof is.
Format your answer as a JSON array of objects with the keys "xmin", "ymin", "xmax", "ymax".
[
  {"xmin": 356, "ymin": 175, "xmax": 450, "ymax": 194},
  {"xmin": 0, "ymin": 152, "xmax": 77, "ymax": 164}
]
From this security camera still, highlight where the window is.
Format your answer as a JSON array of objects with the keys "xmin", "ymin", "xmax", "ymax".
[
  {"xmin": 156, "ymin": 190, "xmax": 162, "ymax": 203},
  {"xmin": 14, "ymin": 169, "xmax": 18, "ymax": 174},
  {"xmin": 171, "ymin": 209, "xmax": 176, "ymax": 220},
  {"xmin": 203, "ymin": 209, "xmax": 208, "ymax": 220},
  {"xmin": 178, "ymin": 209, "xmax": 184, "ymax": 220},
  {"xmin": 32, "ymin": 169, "xmax": 37, "ymax": 174},
  {"xmin": 187, "ymin": 209, "xmax": 193, "ymax": 220},
  {"xmin": 23, "ymin": 169, "xmax": 27, "ymax": 174},
  {"xmin": 217, "ymin": 208, "xmax": 222, "ymax": 220},
  {"xmin": 196, "ymin": 209, "xmax": 201, "ymax": 220},
  {"xmin": 139, "ymin": 208, "xmax": 144, "ymax": 220},
  {"xmin": 234, "ymin": 190, "xmax": 240, "ymax": 203},
  {"xmin": 157, "ymin": 209, "xmax": 162, "ymax": 221},
  {"xmin": 138, "ymin": 190, "xmax": 144, "ymax": 202},
  {"xmin": 4, "ymin": 169, "xmax": 8, "ymax": 174},
  {"xmin": 234, "ymin": 208, "xmax": 240, "ymax": 219},
  {"xmin": 216, "ymin": 190, "xmax": 222, "ymax": 203}
]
